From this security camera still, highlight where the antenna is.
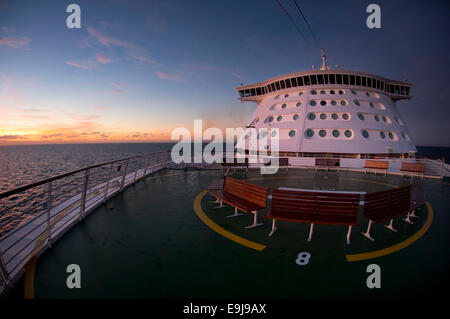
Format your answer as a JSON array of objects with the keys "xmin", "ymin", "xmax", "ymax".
[{"xmin": 320, "ymin": 48, "xmax": 326, "ymax": 70}]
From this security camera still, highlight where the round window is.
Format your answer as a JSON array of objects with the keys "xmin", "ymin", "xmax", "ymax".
[
  {"xmin": 265, "ymin": 116, "xmax": 274, "ymax": 123},
  {"xmin": 330, "ymin": 90, "xmax": 335, "ymax": 94},
  {"xmin": 366, "ymin": 92, "xmax": 370, "ymax": 97},
  {"xmin": 380, "ymin": 131, "xmax": 385, "ymax": 139},
  {"xmin": 293, "ymin": 114, "xmax": 300, "ymax": 120},
  {"xmin": 306, "ymin": 129, "xmax": 314, "ymax": 137},
  {"xmin": 270, "ymin": 104, "xmax": 276, "ymax": 110},
  {"xmin": 354, "ymin": 100, "xmax": 360, "ymax": 106},
  {"xmin": 351, "ymin": 90, "xmax": 356, "ymax": 95},
  {"xmin": 320, "ymin": 90, "xmax": 326, "ymax": 94},
  {"xmin": 320, "ymin": 100, "xmax": 326, "ymax": 106},
  {"xmin": 331, "ymin": 100, "xmax": 337, "ymax": 106},
  {"xmin": 277, "ymin": 115, "xmax": 283, "ymax": 121},
  {"xmin": 284, "ymin": 94, "xmax": 289, "ymax": 98},
  {"xmin": 342, "ymin": 113, "xmax": 349, "ymax": 120},
  {"xmin": 388, "ymin": 132, "xmax": 394, "ymax": 139},
  {"xmin": 296, "ymin": 102, "xmax": 302, "ymax": 107},
  {"xmin": 308, "ymin": 113, "xmax": 316, "ymax": 120},
  {"xmin": 331, "ymin": 113, "xmax": 338, "ymax": 120},
  {"xmin": 271, "ymin": 130, "xmax": 277, "ymax": 137},
  {"xmin": 332, "ymin": 130, "xmax": 340, "ymax": 137},
  {"xmin": 338, "ymin": 90, "xmax": 344, "ymax": 94},
  {"xmin": 358, "ymin": 113, "xmax": 365, "ymax": 120},
  {"xmin": 345, "ymin": 130, "xmax": 352, "ymax": 138},
  {"xmin": 320, "ymin": 113, "xmax": 327, "ymax": 120},
  {"xmin": 298, "ymin": 92, "xmax": 303, "ymax": 96},
  {"xmin": 281, "ymin": 103, "xmax": 287, "ymax": 109},
  {"xmin": 382, "ymin": 116, "xmax": 387, "ymax": 122},
  {"xmin": 362, "ymin": 130, "xmax": 369, "ymax": 139},
  {"xmin": 370, "ymin": 102, "xmax": 374, "ymax": 108},
  {"xmin": 289, "ymin": 130, "xmax": 296, "ymax": 137},
  {"xmin": 311, "ymin": 90, "xmax": 317, "ymax": 95},
  {"xmin": 374, "ymin": 115, "xmax": 379, "ymax": 122},
  {"xmin": 340, "ymin": 100, "xmax": 347, "ymax": 106},
  {"xmin": 262, "ymin": 131, "xmax": 268, "ymax": 137},
  {"xmin": 319, "ymin": 130, "xmax": 327, "ymax": 137},
  {"xmin": 310, "ymin": 100, "xmax": 316, "ymax": 106}
]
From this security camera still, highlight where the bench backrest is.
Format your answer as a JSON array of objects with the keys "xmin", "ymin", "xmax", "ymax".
[
  {"xmin": 270, "ymin": 188, "xmax": 360, "ymax": 224},
  {"xmin": 315, "ymin": 158, "xmax": 340, "ymax": 167},
  {"xmin": 363, "ymin": 185, "xmax": 412, "ymax": 223},
  {"xmin": 263, "ymin": 157, "xmax": 289, "ymax": 166},
  {"xmin": 365, "ymin": 160, "xmax": 389, "ymax": 169},
  {"xmin": 224, "ymin": 177, "xmax": 268, "ymax": 207},
  {"xmin": 401, "ymin": 162, "xmax": 425, "ymax": 173}
]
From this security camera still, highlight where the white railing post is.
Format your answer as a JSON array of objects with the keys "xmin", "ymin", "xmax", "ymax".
[
  {"xmin": 103, "ymin": 163, "xmax": 113, "ymax": 203},
  {"xmin": 120, "ymin": 160, "xmax": 129, "ymax": 191},
  {"xmin": 46, "ymin": 181, "xmax": 53, "ymax": 247},
  {"xmin": 80, "ymin": 168, "xmax": 90, "ymax": 220}
]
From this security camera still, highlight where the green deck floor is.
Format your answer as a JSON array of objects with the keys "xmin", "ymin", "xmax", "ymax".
[{"xmin": 30, "ymin": 168, "xmax": 450, "ymax": 298}]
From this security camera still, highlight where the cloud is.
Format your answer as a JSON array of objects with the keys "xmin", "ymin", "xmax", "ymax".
[
  {"xmin": 95, "ymin": 53, "xmax": 113, "ymax": 64},
  {"xmin": 0, "ymin": 134, "xmax": 21, "ymax": 139},
  {"xmin": 0, "ymin": 36, "xmax": 30, "ymax": 48},
  {"xmin": 156, "ymin": 71, "xmax": 186, "ymax": 83},
  {"xmin": 86, "ymin": 26, "xmax": 159, "ymax": 65},
  {"xmin": 65, "ymin": 60, "xmax": 92, "ymax": 69},
  {"xmin": 111, "ymin": 81, "xmax": 124, "ymax": 93}
]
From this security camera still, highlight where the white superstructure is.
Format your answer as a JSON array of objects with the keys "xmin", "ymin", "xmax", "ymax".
[{"xmin": 236, "ymin": 55, "xmax": 416, "ymax": 157}]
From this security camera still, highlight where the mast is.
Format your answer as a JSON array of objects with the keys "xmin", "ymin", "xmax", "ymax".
[{"xmin": 320, "ymin": 48, "xmax": 326, "ymax": 71}]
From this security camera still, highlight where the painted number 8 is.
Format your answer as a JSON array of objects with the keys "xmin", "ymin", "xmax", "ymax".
[{"xmin": 296, "ymin": 252, "xmax": 311, "ymax": 266}]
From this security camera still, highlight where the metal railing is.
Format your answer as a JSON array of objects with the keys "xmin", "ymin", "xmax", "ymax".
[{"xmin": 0, "ymin": 151, "xmax": 171, "ymax": 294}]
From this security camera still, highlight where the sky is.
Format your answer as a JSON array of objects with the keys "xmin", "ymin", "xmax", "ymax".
[{"xmin": 0, "ymin": 0, "xmax": 449, "ymax": 146}]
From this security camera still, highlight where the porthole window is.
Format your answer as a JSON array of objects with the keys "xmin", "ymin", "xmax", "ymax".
[
  {"xmin": 354, "ymin": 100, "xmax": 360, "ymax": 106},
  {"xmin": 298, "ymin": 92, "xmax": 303, "ymax": 96},
  {"xmin": 342, "ymin": 113, "xmax": 349, "ymax": 120},
  {"xmin": 331, "ymin": 100, "xmax": 337, "ymax": 106},
  {"xmin": 308, "ymin": 113, "xmax": 316, "ymax": 120},
  {"xmin": 320, "ymin": 100, "xmax": 326, "ymax": 106},
  {"xmin": 271, "ymin": 130, "xmax": 277, "ymax": 137},
  {"xmin": 331, "ymin": 113, "xmax": 338, "ymax": 120},
  {"xmin": 265, "ymin": 116, "xmax": 274, "ymax": 123},
  {"xmin": 306, "ymin": 129, "xmax": 314, "ymax": 137},
  {"xmin": 320, "ymin": 113, "xmax": 327, "ymax": 120},
  {"xmin": 289, "ymin": 130, "xmax": 296, "ymax": 137},
  {"xmin": 320, "ymin": 90, "xmax": 326, "ymax": 94},
  {"xmin": 362, "ymin": 130, "xmax": 369, "ymax": 139},
  {"xmin": 319, "ymin": 129, "xmax": 327, "ymax": 137},
  {"xmin": 388, "ymin": 132, "xmax": 394, "ymax": 139},
  {"xmin": 332, "ymin": 130, "xmax": 340, "ymax": 137},
  {"xmin": 382, "ymin": 116, "xmax": 387, "ymax": 122},
  {"xmin": 275, "ymin": 95, "xmax": 280, "ymax": 99},
  {"xmin": 277, "ymin": 115, "xmax": 283, "ymax": 121},
  {"xmin": 374, "ymin": 115, "xmax": 379, "ymax": 122},
  {"xmin": 366, "ymin": 92, "xmax": 370, "ymax": 97},
  {"xmin": 380, "ymin": 131, "xmax": 385, "ymax": 139},
  {"xmin": 311, "ymin": 90, "xmax": 317, "ymax": 95},
  {"xmin": 261, "ymin": 131, "xmax": 268, "ymax": 138},
  {"xmin": 369, "ymin": 102, "xmax": 374, "ymax": 108},
  {"xmin": 284, "ymin": 94, "xmax": 289, "ymax": 98},
  {"xmin": 340, "ymin": 100, "xmax": 347, "ymax": 106},
  {"xmin": 330, "ymin": 90, "xmax": 335, "ymax": 94},
  {"xmin": 281, "ymin": 103, "xmax": 287, "ymax": 109},
  {"xmin": 345, "ymin": 130, "xmax": 352, "ymax": 138},
  {"xmin": 270, "ymin": 104, "xmax": 276, "ymax": 110},
  {"xmin": 358, "ymin": 113, "xmax": 365, "ymax": 120},
  {"xmin": 293, "ymin": 114, "xmax": 300, "ymax": 120},
  {"xmin": 310, "ymin": 100, "xmax": 316, "ymax": 106},
  {"xmin": 338, "ymin": 90, "xmax": 344, "ymax": 94},
  {"xmin": 351, "ymin": 90, "xmax": 356, "ymax": 95},
  {"xmin": 296, "ymin": 102, "xmax": 302, "ymax": 107}
]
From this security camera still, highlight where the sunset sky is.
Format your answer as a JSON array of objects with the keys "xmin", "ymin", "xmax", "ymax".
[{"xmin": 0, "ymin": 0, "xmax": 449, "ymax": 146}]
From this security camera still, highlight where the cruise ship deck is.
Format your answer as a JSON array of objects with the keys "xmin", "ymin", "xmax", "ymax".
[{"xmin": 4, "ymin": 165, "xmax": 449, "ymax": 299}]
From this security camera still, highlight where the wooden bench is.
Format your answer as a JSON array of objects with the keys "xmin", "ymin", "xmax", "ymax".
[
  {"xmin": 209, "ymin": 177, "xmax": 269, "ymax": 228},
  {"xmin": 364, "ymin": 160, "xmax": 389, "ymax": 175},
  {"xmin": 401, "ymin": 162, "xmax": 425, "ymax": 179},
  {"xmin": 315, "ymin": 158, "xmax": 340, "ymax": 171},
  {"xmin": 264, "ymin": 188, "xmax": 361, "ymax": 244},
  {"xmin": 221, "ymin": 156, "xmax": 249, "ymax": 174},
  {"xmin": 361, "ymin": 185, "xmax": 413, "ymax": 241},
  {"xmin": 263, "ymin": 157, "xmax": 290, "ymax": 171}
]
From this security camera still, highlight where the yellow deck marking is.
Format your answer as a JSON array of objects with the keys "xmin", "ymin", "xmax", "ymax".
[
  {"xmin": 193, "ymin": 190, "xmax": 266, "ymax": 251},
  {"xmin": 346, "ymin": 202, "xmax": 434, "ymax": 262}
]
